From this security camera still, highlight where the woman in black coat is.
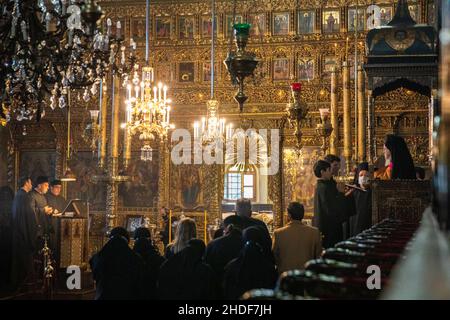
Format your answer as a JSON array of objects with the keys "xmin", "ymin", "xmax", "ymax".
[{"xmin": 223, "ymin": 227, "xmax": 278, "ymax": 299}]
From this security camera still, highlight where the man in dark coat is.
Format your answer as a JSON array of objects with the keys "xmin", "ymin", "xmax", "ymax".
[
  {"xmin": 205, "ymin": 215, "xmax": 244, "ymax": 289},
  {"xmin": 10, "ymin": 176, "xmax": 36, "ymax": 292},
  {"xmin": 235, "ymin": 198, "xmax": 273, "ymax": 261},
  {"xmin": 89, "ymin": 227, "xmax": 145, "ymax": 300},
  {"xmin": 45, "ymin": 179, "xmax": 67, "ymax": 213},
  {"xmin": 313, "ymin": 160, "xmax": 353, "ymax": 249}
]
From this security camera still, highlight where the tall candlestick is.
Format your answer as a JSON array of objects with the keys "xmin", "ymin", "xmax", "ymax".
[
  {"xmin": 204, "ymin": 210, "xmax": 207, "ymax": 243},
  {"xmin": 169, "ymin": 210, "xmax": 172, "ymax": 243},
  {"xmin": 111, "ymin": 74, "xmax": 121, "ymax": 158},
  {"xmin": 342, "ymin": 61, "xmax": 352, "ymax": 173},
  {"xmin": 330, "ymin": 66, "xmax": 338, "ymax": 155}
]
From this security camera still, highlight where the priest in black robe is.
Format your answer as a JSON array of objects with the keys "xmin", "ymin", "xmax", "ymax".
[
  {"xmin": 28, "ymin": 176, "xmax": 54, "ymax": 239},
  {"xmin": 10, "ymin": 176, "xmax": 36, "ymax": 292},
  {"xmin": 45, "ymin": 179, "xmax": 67, "ymax": 213},
  {"xmin": 313, "ymin": 160, "xmax": 353, "ymax": 249}
]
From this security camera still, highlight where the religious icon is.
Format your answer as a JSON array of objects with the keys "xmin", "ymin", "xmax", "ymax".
[
  {"xmin": 201, "ymin": 15, "xmax": 217, "ymax": 38},
  {"xmin": 249, "ymin": 13, "xmax": 266, "ymax": 37},
  {"xmin": 19, "ymin": 151, "xmax": 56, "ymax": 186},
  {"xmin": 126, "ymin": 216, "xmax": 144, "ymax": 233},
  {"xmin": 178, "ymin": 62, "xmax": 195, "ymax": 83},
  {"xmin": 408, "ymin": 4, "xmax": 419, "ymax": 23},
  {"xmin": 348, "ymin": 8, "xmax": 365, "ymax": 31},
  {"xmin": 181, "ymin": 166, "xmax": 201, "ymax": 208},
  {"xmin": 131, "ymin": 18, "xmax": 145, "ymax": 43},
  {"xmin": 203, "ymin": 62, "xmax": 212, "ymax": 82},
  {"xmin": 119, "ymin": 151, "xmax": 159, "ymax": 207},
  {"xmin": 323, "ymin": 56, "xmax": 339, "ymax": 74},
  {"xmin": 178, "ymin": 16, "xmax": 195, "ymax": 40},
  {"xmin": 273, "ymin": 58, "xmax": 289, "ymax": 80},
  {"xmin": 66, "ymin": 152, "xmax": 106, "ymax": 211},
  {"xmin": 298, "ymin": 59, "xmax": 314, "ymax": 80},
  {"xmin": 273, "ymin": 12, "xmax": 290, "ymax": 35},
  {"xmin": 322, "ymin": 10, "xmax": 340, "ymax": 33},
  {"xmin": 225, "ymin": 14, "xmax": 243, "ymax": 37},
  {"xmin": 156, "ymin": 16, "xmax": 171, "ymax": 39},
  {"xmin": 298, "ymin": 10, "xmax": 315, "ymax": 34},
  {"xmin": 380, "ymin": 6, "xmax": 393, "ymax": 26}
]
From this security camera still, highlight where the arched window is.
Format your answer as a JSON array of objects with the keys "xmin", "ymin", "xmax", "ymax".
[{"xmin": 224, "ymin": 166, "xmax": 256, "ymax": 201}]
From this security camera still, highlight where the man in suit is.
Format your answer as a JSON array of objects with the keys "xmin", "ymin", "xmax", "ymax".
[{"xmin": 272, "ymin": 202, "xmax": 322, "ymax": 274}]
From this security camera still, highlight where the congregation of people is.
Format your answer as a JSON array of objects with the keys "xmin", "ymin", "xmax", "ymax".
[{"xmin": 5, "ymin": 134, "xmax": 426, "ymax": 299}]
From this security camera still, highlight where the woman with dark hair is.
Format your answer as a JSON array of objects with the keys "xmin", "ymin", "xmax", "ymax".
[
  {"xmin": 349, "ymin": 162, "xmax": 372, "ymax": 236},
  {"xmin": 133, "ymin": 227, "xmax": 166, "ymax": 300},
  {"xmin": 223, "ymin": 227, "xmax": 277, "ymax": 299},
  {"xmin": 375, "ymin": 134, "xmax": 416, "ymax": 180},
  {"xmin": 158, "ymin": 239, "xmax": 217, "ymax": 300}
]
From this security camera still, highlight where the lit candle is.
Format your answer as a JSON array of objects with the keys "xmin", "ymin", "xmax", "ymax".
[
  {"xmin": 167, "ymin": 106, "xmax": 170, "ymax": 124},
  {"xmin": 126, "ymin": 83, "xmax": 131, "ymax": 100},
  {"xmin": 135, "ymin": 85, "xmax": 140, "ymax": 99},
  {"xmin": 201, "ymin": 117, "xmax": 206, "ymax": 135},
  {"xmin": 140, "ymin": 81, "xmax": 145, "ymax": 99},
  {"xmin": 116, "ymin": 21, "xmax": 122, "ymax": 39},
  {"xmin": 194, "ymin": 122, "xmax": 199, "ymax": 139},
  {"xmin": 163, "ymin": 85, "xmax": 167, "ymax": 103},
  {"xmin": 153, "ymin": 86, "xmax": 157, "ymax": 103},
  {"xmin": 107, "ymin": 18, "xmax": 112, "ymax": 37},
  {"xmin": 158, "ymin": 82, "xmax": 162, "ymax": 101}
]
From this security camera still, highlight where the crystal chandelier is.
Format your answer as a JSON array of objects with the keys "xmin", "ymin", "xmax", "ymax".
[
  {"xmin": 0, "ymin": 0, "xmax": 106, "ymax": 124},
  {"xmin": 193, "ymin": 0, "xmax": 228, "ymax": 145},
  {"xmin": 123, "ymin": 0, "xmax": 173, "ymax": 162}
]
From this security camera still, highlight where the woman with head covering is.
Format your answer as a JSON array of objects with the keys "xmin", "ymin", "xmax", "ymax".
[
  {"xmin": 165, "ymin": 217, "xmax": 197, "ymax": 259},
  {"xmin": 133, "ymin": 227, "xmax": 166, "ymax": 300},
  {"xmin": 158, "ymin": 239, "xmax": 218, "ymax": 300},
  {"xmin": 349, "ymin": 162, "xmax": 373, "ymax": 236},
  {"xmin": 222, "ymin": 227, "xmax": 278, "ymax": 299},
  {"xmin": 374, "ymin": 134, "xmax": 416, "ymax": 180},
  {"xmin": 89, "ymin": 227, "xmax": 145, "ymax": 300}
]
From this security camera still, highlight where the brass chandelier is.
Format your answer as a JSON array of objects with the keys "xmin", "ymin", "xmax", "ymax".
[{"xmin": 123, "ymin": 0, "xmax": 173, "ymax": 162}]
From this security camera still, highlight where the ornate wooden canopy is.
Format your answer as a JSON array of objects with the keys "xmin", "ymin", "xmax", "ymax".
[{"xmin": 364, "ymin": 0, "xmax": 438, "ymax": 98}]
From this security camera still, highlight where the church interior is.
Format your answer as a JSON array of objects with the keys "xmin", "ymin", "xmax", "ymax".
[{"xmin": 1, "ymin": 0, "xmax": 450, "ymax": 301}]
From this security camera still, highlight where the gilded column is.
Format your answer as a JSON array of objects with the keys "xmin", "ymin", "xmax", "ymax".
[
  {"xmin": 357, "ymin": 65, "xmax": 366, "ymax": 162},
  {"xmin": 105, "ymin": 74, "xmax": 121, "ymax": 235},
  {"xmin": 343, "ymin": 61, "xmax": 352, "ymax": 172},
  {"xmin": 330, "ymin": 66, "xmax": 338, "ymax": 155},
  {"xmin": 269, "ymin": 119, "xmax": 285, "ymax": 229}
]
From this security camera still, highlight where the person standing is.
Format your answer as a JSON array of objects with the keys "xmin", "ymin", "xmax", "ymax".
[
  {"xmin": 313, "ymin": 160, "xmax": 353, "ymax": 249},
  {"xmin": 272, "ymin": 202, "xmax": 322, "ymax": 273},
  {"xmin": 45, "ymin": 179, "xmax": 67, "ymax": 214},
  {"xmin": 350, "ymin": 162, "xmax": 372, "ymax": 236},
  {"xmin": 28, "ymin": 176, "xmax": 54, "ymax": 241},
  {"xmin": 10, "ymin": 176, "xmax": 36, "ymax": 292}
]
